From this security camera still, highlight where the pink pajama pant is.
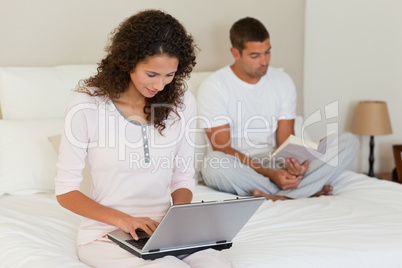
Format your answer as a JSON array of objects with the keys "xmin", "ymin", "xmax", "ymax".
[{"xmin": 78, "ymin": 236, "xmax": 235, "ymax": 268}]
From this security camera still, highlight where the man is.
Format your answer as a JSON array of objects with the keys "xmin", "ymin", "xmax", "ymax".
[{"xmin": 197, "ymin": 17, "xmax": 359, "ymax": 201}]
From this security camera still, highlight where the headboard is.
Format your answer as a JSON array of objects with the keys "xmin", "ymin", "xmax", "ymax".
[
  {"xmin": 0, "ymin": 65, "xmax": 98, "ymax": 120},
  {"xmin": 0, "ymin": 65, "xmax": 212, "ymax": 196}
]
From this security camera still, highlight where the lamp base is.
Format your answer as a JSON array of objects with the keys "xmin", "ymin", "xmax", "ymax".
[
  {"xmin": 368, "ymin": 136, "xmax": 375, "ymax": 177},
  {"xmin": 368, "ymin": 174, "xmax": 381, "ymax": 180}
]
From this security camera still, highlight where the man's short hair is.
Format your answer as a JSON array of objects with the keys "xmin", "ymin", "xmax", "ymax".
[{"xmin": 230, "ymin": 17, "xmax": 270, "ymax": 53}]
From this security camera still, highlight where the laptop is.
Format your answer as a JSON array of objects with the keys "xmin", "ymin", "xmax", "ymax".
[{"xmin": 107, "ymin": 196, "xmax": 264, "ymax": 260}]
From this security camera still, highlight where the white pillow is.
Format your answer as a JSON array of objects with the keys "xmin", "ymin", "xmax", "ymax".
[
  {"xmin": 185, "ymin": 72, "xmax": 213, "ymax": 183},
  {"xmin": 0, "ymin": 120, "xmax": 63, "ymax": 195},
  {"xmin": 0, "ymin": 65, "xmax": 97, "ymax": 120},
  {"xmin": 186, "ymin": 71, "xmax": 212, "ymax": 98}
]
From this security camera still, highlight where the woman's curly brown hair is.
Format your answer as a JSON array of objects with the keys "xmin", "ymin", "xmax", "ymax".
[{"xmin": 77, "ymin": 10, "xmax": 197, "ymax": 134}]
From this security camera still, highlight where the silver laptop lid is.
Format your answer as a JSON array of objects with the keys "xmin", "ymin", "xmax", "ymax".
[{"xmin": 143, "ymin": 197, "xmax": 264, "ymax": 252}]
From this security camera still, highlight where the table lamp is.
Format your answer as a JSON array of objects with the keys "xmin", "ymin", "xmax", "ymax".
[{"xmin": 352, "ymin": 101, "xmax": 392, "ymax": 177}]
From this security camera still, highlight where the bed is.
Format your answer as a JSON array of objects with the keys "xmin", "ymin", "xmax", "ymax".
[{"xmin": 1, "ymin": 65, "xmax": 402, "ymax": 267}]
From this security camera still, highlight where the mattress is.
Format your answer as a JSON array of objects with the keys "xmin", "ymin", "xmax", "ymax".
[{"xmin": 1, "ymin": 171, "xmax": 402, "ymax": 267}]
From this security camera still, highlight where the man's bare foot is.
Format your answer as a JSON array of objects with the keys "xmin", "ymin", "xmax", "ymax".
[
  {"xmin": 311, "ymin": 185, "xmax": 333, "ymax": 197},
  {"xmin": 253, "ymin": 189, "xmax": 289, "ymax": 201}
]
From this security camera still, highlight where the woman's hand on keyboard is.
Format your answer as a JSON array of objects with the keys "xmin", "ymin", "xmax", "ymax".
[{"xmin": 117, "ymin": 215, "xmax": 159, "ymax": 241}]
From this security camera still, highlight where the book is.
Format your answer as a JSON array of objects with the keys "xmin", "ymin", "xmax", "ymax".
[{"xmin": 270, "ymin": 132, "xmax": 337, "ymax": 164}]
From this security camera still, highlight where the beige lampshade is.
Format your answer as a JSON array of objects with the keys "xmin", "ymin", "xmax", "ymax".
[{"xmin": 352, "ymin": 101, "xmax": 392, "ymax": 136}]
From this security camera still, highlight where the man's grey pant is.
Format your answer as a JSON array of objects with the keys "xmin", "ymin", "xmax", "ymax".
[{"xmin": 201, "ymin": 133, "xmax": 360, "ymax": 199}]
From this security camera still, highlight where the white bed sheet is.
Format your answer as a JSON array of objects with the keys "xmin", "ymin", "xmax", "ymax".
[
  {"xmin": 194, "ymin": 171, "xmax": 402, "ymax": 267},
  {"xmin": 1, "ymin": 171, "xmax": 402, "ymax": 268},
  {"xmin": 0, "ymin": 193, "xmax": 87, "ymax": 268}
]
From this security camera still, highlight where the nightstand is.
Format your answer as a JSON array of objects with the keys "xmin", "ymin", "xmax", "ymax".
[{"xmin": 377, "ymin": 172, "xmax": 402, "ymax": 184}]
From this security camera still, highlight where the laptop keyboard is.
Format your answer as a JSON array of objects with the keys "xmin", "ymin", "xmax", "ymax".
[{"xmin": 126, "ymin": 238, "xmax": 149, "ymax": 250}]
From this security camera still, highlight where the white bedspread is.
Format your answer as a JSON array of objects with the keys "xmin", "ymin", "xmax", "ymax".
[{"xmin": 1, "ymin": 171, "xmax": 402, "ymax": 267}]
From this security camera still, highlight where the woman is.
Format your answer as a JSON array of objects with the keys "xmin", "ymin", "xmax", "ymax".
[{"xmin": 55, "ymin": 10, "xmax": 233, "ymax": 267}]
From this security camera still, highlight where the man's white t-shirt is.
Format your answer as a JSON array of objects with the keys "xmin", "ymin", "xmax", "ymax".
[{"xmin": 197, "ymin": 65, "xmax": 296, "ymax": 157}]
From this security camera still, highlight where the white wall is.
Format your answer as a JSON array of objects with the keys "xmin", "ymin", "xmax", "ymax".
[
  {"xmin": 0, "ymin": 0, "xmax": 305, "ymax": 115},
  {"xmin": 304, "ymin": 0, "xmax": 402, "ymax": 174}
]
